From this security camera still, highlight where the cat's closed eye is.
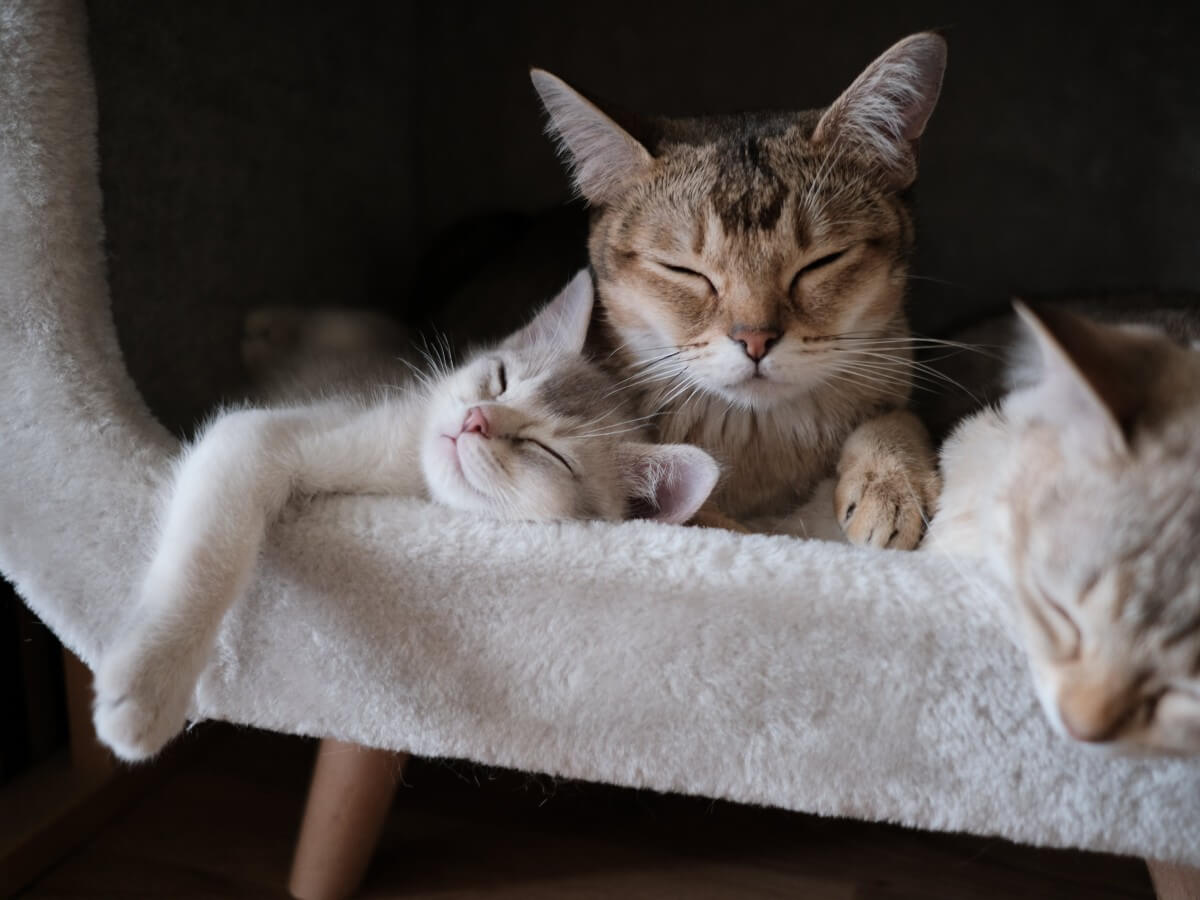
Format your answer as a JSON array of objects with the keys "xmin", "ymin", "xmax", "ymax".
[
  {"xmin": 489, "ymin": 359, "xmax": 507, "ymax": 398},
  {"xmin": 789, "ymin": 248, "xmax": 849, "ymax": 293},
  {"xmin": 1026, "ymin": 580, "xmax": 1082, "ymax": 661},
  {"xmin": 516, "ymin": 437, "xmax": 574, "ymax": 475},
  {"xmin": 655, "ymin": 261, "xmax": 717, "ymax": 295}
]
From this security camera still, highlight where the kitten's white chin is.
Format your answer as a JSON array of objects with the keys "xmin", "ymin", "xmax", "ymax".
[{"xmin": 421, "ymin": 432, "xmax": 493, "ymax": 512}]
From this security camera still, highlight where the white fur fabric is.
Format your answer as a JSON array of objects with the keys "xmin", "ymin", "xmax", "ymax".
[{"xmin": 3, "ymin": 0, "xmax": 1199, "ymax": 866}]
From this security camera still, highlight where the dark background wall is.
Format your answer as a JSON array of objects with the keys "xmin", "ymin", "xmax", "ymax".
[{"xmin": 87, "ymin": 1, "xmax": 1200, "ymax": 431}]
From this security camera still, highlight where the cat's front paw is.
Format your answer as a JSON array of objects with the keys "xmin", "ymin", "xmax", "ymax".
[
  {"xmin": 93, "ymin": 632, "xmax": 199, "ymax": 762},
  {"xmin": 834, "ymin": 457, "xmax": 939, "ymax": 550}
]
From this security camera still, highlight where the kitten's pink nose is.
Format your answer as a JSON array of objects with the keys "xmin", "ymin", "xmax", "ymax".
[
  {"xmin": 462, "ymin": 406, "xmax": 491, "ymax": 438},
  {"xmin": 730, "ymin": 326, "xmax": 780, "ymax": 362}
]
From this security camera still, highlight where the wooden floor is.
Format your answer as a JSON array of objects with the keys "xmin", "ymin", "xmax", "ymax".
[{"xmin": 18, "ymin": 725, "xmax": 1154, "ymax": 899}]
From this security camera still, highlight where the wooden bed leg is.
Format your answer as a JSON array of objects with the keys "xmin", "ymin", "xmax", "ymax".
[
  {"xmin": 1147, "ymin": 859, "xmax": 1200, "ymax": 900},
  {"xmin": 288, "ymin": 739, "xmax": 408, "ymax": 900}
]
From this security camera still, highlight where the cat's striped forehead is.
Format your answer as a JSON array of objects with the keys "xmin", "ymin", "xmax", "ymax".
[{"xmin": 649, "ymin": 123, "xmax": 901, "ymax": 249}]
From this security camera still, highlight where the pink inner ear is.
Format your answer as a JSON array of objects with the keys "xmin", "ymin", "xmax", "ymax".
[
  {"xmin": 621, "ymin": 444, "xmax": 719, "ymax": 525},
  {"xmin": 652, "ymin": 470, "xmax": 708, "ymax": 525}
]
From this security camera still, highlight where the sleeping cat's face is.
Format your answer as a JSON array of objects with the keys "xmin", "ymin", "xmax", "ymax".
[
  {"xmin": 998, "ymin": 306, "xmax": 1200, "ymax": 753},
  {"xmin": 420, "ymin": 270, "xmax": 718, "ymax": 523},
  {"xmin": 532, "ymin": 33, "xmax": 945, "ymax": 412}
]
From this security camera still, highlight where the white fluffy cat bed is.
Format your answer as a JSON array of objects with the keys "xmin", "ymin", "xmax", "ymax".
[{"xmin": 3, "ymin": 0, "xmax": 1198, "ymax": 868}]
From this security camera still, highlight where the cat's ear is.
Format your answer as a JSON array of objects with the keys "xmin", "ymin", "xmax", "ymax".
[
  {"xmin": 531, "ymin": 69, "xmax": 654, "ymax": 205},
  {"xmin": 812, "ymin": 32, "xmax": 946, "ymax": 187},
  {"xmin": 617, "ymin": 443, "xmax": 720, "ymax": 525},
  {"xmin": 505, "ymin": 269, "xmax": 594, "ymax": 354},
  {"xmin": 1013, "ymin": 301, "xmax": 1160, "ymax": 457}
]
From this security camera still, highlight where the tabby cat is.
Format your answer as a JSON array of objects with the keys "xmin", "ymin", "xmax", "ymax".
[{"xmin": 532, "ymin": 32, "xmax": 947, "ymax": 548}]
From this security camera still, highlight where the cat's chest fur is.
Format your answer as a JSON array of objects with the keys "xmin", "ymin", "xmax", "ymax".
[{"xmin": 648, "ymin": 384, "xmax": 876, "ymax": 519}]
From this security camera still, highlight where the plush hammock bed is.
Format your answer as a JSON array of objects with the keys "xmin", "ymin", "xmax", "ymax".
[{"xmin": 3, "ymin": 0, "xmax": 1198, "ymax": 870}]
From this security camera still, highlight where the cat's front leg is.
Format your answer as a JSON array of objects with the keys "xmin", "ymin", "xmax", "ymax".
[
  {"xmin": 92, "ymin": 585, "xmax": 230, "ymax": 762},
  {"xmin": 94, "ymin": 408, "xmax": 312, "ymax": 761},
  {"xmin": 94, "ymin": 403, "xmax": 416, "ymax": 760},
  {"xmin": 834, "ymin": 410, "xmax": 940, "ymax": 550}
]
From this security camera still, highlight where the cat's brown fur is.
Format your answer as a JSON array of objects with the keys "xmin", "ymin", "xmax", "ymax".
[{"xmin": 533, "ymin": 33, "xmax": 946, "ymax": 545}]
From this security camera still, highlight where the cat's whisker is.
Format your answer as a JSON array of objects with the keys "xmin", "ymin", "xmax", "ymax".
[
  {"xmin": 598, "ymin": 364, "xmax": 690, "ymax": 401},
  {"xmin": 830, "ymin": 354, "xmax": 921, "ymax": 381},
  {"xmin": 839, "ymin": 344, "xmax": 1001, "ymax": 367},
  {"xmin": 568, "ymin": 406, "xmax": 648, "ymax": 434},
  {"xmin": 830, "ymin": 333, "xmax": 1005, "ymax": 358},
  {"xmin": 821, "ymin": 356, "xmax": 956, "ymax": 399},
  {"xmin": 826, "ymin": 359, "xmax": 912, "ymax": 387},
  {"xmin": 412, "ymin": 347, "xmax": 442, "ymax": 379},
  {"xmin": 837, "ymin": 350, "xmax": 984, "ymax": 402},
  {"xmin": 604, "ymin": 350, "xmax": 686, "ymax": 383},
  {"xmin": 674, "ymin": 381, "xmax": 709, "ymax": 419},
  {"xmin": 821, "ymin": 365, "xmax": 912, "ymax": 398},
  {"xmin": 832, "ymin": 338, "xmax": 972, "ymax": 351},
  {"xmin": 605, "ymin": 354, "xmax": 699, "ymax": 391},
  {"xmin": 575, "ymin": 423, "xmax": 659, "ymax": 439},
  {"xmin": 632, "ymin": 343, "xmax": 704, "ymax": 355},
  {"xmin": 654, "ymin": 372, "xmax": 706, "ymax": 412},
  {"xmin": 609, "ymin": 358, "xmax": 683, "ymax": 385},
  {"xmin": 570, "ymin": 412, "xmax": 662, "ymax": 439},
  {"xmin": 396, "ymin": 357, "xmax": 433, "ymax": 388},
  {"xmin": 828, "ymin": 364, "xmax": 961, "ymax": 400},
  {"xmin": 433, "ymin": 329, "xmax": 455, "ymax": 369}
]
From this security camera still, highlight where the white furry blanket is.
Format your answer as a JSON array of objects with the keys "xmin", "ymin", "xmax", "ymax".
[{"xmin": 2, "ymin": 0, "xmax": 1198, "ymax": 866}]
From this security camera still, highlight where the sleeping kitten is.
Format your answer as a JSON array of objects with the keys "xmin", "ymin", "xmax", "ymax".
[
  {"xmin": 93, "ymin": 271, "xmax": 719, "ymax": 761},
  {"xmin": 928, "ymin": 303, "xmax": 1200, "ymax": 752},
  {"xmin": 532, "ymin": 32, "xmax": 947, "ymax": 548}
]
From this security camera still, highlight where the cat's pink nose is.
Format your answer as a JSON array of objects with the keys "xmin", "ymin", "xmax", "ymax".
[
  {"xmin": 730, "ymin": 326, "xmax": 780, "ymax": 362},
  {"xmin": 461, "ymin": 406, "xmax": 491, "ymax": 438}
]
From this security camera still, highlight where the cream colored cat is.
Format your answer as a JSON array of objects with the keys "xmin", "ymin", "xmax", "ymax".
[
  {"xmin": 532, "ymin": 33, "xmax": 947, "ymax": 548},
  {"xmin": 929, "ymin": 303, "xmax": 1200, "ymax": 753}
]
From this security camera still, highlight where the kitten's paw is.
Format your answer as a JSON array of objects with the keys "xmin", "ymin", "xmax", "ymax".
[
  {"xmin": 93, "ymin": 634, "xmax": 199, "ymax": 762},
  {"xmin": 835, "ymin": 459, "xmax": 939, "ymax": 550}
]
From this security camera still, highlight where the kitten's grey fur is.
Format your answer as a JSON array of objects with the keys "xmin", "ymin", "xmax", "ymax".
[{"xmin": 92, "ymin": 271, "xmax": 718, "ymax": 761}]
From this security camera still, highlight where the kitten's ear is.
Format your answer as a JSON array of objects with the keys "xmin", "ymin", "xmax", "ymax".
[
  {"xmin": 505, "ymin": 269, "xmax": 594, "ymax": 354},
  {"xmin": 531, "ymin": 69, "xmax": 654, "ymax": 205},
  {"xmin": 617, "ymin": 443, "xmax": 720, "ymax": 525},
  {"xmin": 1013, "ymin": 301, "xmax": 1159, "ymax": 457},
  {"xmin": 812, "ymin": 32, "xmax": 946, "ymax": 187}
]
